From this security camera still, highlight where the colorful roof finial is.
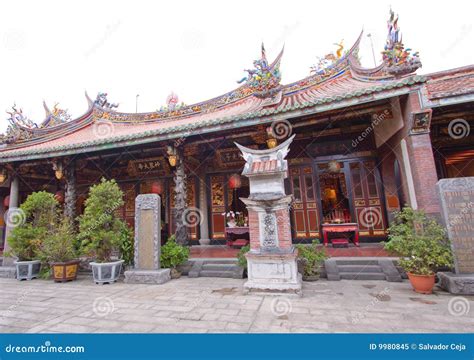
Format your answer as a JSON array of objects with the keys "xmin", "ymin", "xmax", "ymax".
[
  {"xmin": 1, "ymin": 104, "xmax": 37, "ymax": 144},
  {"xmin": 310, "ymin": 40, "xmax": 345, "ymax": 76},
  {"xmin": 382, "ymin": 8, "xmax": 421, "ymax": 76},
  {"xmin": 94, "ymin": 92, "xmax": 119, "ymax": 110},
  {"xmin": 166, "ymin": 92, "xmax": 179, "ymax": 111},
  {"xmin": 237, "ymin": 44, "xmax": 283, "ymax": 98}
]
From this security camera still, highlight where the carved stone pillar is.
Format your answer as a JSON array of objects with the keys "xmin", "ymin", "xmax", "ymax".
[
  {"xmin": 64, "ymin": 161, "xmax": 77, "ymax": 222},
  {"xmin": 2, "ymin": 175, "xmax": 19, "ymax": 269},
  {"xmin": 174, "ymin": 148, "xmax": 189, "ymax": 246}
]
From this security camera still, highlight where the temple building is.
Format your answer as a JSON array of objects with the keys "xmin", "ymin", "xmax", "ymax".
[{"xmin": 0, "ymin": 10, "xmax": 473, "ymax": 252}]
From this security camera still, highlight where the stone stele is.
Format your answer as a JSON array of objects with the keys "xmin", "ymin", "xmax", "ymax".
[
  {"xmin": 124, "ymin": 194, "xmax": 170, "ymax": 284},
  {"xmin": 436, "ymin": 177, "xmax": 474, "ymax": 295}
]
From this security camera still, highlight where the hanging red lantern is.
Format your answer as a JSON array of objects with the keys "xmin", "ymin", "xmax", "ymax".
[
  {"xmin": 229, "ymin": 174, "xmax": 242, "ymax": 189},
  {"xmin": 54, "ymin": 191, "xmax": 65, "ymax": 204},
  {"xmin": 151, "ymin": 180, "xmax": 164, "ymax": 195},
  {"xmin": 3, "ymin": 196, "xmax": 10, "ymax": 208}
]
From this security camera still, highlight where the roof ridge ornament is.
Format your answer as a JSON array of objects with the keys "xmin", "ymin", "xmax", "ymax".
[
  {"xmin": 94, "ymin": 92, "xmax": 119, "ymax": 110},
  {"xmin": 382, "ymin": 8, "xmax": 421, "ymax": 76},
  {"xmin": 310, "ymin": 40, "xmax": 346, "ymax": 76},
  {"xmin": 237, "ymin": 43, "xmax": 283, "ymax": 98},
  {"xmin": 1, "ymin": 104, "xmax": 37, "ymax": 144}
]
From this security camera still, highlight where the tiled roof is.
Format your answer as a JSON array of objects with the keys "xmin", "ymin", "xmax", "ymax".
[{"xmin": 426, "ymin": 67, "xmax": 474, "ymax": 99}]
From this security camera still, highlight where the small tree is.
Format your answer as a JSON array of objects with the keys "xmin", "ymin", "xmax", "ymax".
[
  {"xmin": 384, "ymin": 207, "xmax": 453, "ymax": 275},
  {"xmin": 40, "ymin": 218, "xmax": 77, "ymax": 264},
  {"xmin": 7, "ymin": 191, "xmax": 59, "ymax": 261},
  {"xmin": 77, "ymin": 178, "xmax": 131, "ymax": 263}
]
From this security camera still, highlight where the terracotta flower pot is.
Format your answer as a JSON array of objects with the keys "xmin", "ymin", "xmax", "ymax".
[
  {"xmin": 170, "ymin": 268, "xmax": 181, "ymax": 279},
  {"xmin": 407, "ymin": 272, "xmax": 435, "ymax": 294},
  {"xmin": 51, "ymin": 260, "xmax": 80, "ymax": 282}
]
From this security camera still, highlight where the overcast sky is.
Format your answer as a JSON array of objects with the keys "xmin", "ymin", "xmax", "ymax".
[{"xmin": 0, "ymin": 0, "xmax": 473, "ymax": 132}]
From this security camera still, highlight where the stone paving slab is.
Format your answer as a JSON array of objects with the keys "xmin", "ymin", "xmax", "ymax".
[{"xmin": 0, "ymin": 275, "xmax": 472, "ymax": 333}]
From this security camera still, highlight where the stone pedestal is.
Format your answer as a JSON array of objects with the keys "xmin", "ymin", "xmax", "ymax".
[
  {"xmin": 436, "ymin": 177, "xmax": 474, "ymax": 294},
  {"xmin": 236, "ymin": 135, "xmax": 302, "ymax": 296},
  {"xmin": 124, "ymin": 194, "xmax": 170, "ymax": 284}
]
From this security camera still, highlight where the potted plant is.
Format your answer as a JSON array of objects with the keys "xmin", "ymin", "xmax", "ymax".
[
  {"xmin": 40, "ymin": 218, "xmax": 80, "ymax": 282},
  {"xmin": 77, "ymin": 178, "xmax": 132, "ymax": 284},
  {"xmin": 384, "ymin": 207, "xmax": 453, "ymax": 294},
  {"xmin": 237, "ymin": 244, "xmax": 250, "ymax": 277},
  {"xmin": 160, "ymin": 235, "xmax": 189, "ymax": 279},
  {"xmin": 296, "ymin": 240, "xmax": 328, "ymax": 281},
  {"xmin": 7, "ymin": 191, "xmax": 59, "ymax": 280}
]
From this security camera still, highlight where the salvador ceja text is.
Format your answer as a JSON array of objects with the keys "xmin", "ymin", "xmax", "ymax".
[{"xmin": 369, "ymin": 343, "xmax": 467, "ymax": 352}]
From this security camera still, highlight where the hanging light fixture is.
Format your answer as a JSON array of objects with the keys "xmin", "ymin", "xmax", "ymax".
[
  {"xmin": 229, "ymin": 174, "xmax": 242, "ymax": 189},
  {"xmin": 328, "ymin": 160, "xmax": 341, "ymax": 173},
  {"xmin": 265, "ymin": 126, "xmax": 277, "ymax": 149},
  {"xmin": 151, "ymin": 180, "xmax": 164, "ymax": 195},
  {"xmin": 52, "ymin": 161, "xmax": 64, "ymax": 180},
  {"xmin": 0, "ymin": 168, "xmax": 7, "ymax": 183},
  {"xmin": 166, "ymin": 146, "xmax": 178, "ymax": 167},
  {"xmin": 54, "ymin": 191, "xmax": 65, "ymax": 204}
]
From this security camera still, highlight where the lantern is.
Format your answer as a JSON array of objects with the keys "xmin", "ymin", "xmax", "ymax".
[
  {"xmin": 0, "ymin": 168, "xmax": 7, "ymax": 183},
  {"xmin": 3, "ymin": 195, "xmax": 10, "ymax": 208},
  {"xmin": 54, "ymin": 191, "xmax": 64, "ymax": 204},
  {"xmin": 266, "ymin": 138, "xmax": 277, "ymax": 149},
  {"xmin": 53, "ymin": 161, "xmax": 63, "ymax": 180},
  {"xmin": 151, "ymin": 181, "xmax": 164, "ymax": 195},
  {"xmin": 229, "ymin": 174, "xmax": 242, "ymax": 189},
  {"xmin": 328, "ymin": 160, "xmax": 341, "ymax": 173},
  {"xmin": 168, "ymin": 154, "xmax": 177, "ymax": 167}
]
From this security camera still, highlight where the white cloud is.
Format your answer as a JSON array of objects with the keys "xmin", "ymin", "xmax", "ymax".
[{"xmin": 0, "ymin": 0, "xmax": 472, "ymax": 131}]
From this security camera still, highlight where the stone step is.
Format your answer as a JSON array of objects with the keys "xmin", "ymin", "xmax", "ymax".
[
  {"xmin": 199, "ymin": 270, "xmax": 243, "ymax": 279},
  {"xmin": 339, "ymin": 272, "xmax": 387, "ymax": 281},
  {"xmin": 335, "ymin": 259, "xmax": 380, "ymax": 266},
  {"xmin": 337, "ymin": 265, "xmax": 383, "ymax": 273},
  {"xmin": 201, "ymin": 263, "xmax": 240, "ymax": 271}
]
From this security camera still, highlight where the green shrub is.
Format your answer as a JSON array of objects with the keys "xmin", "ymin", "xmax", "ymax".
[
  {"xmin": 296, "ymin": 240, "xmax": 328, "ymax": 277},
  {"xmin": 40, "ymin": 218, "xmax": 77, "ymax": 264},
  {"xmin": 7, "ymin": 191, "xmax": 59, "ymax": 261},
  {"xmin": 237, "ymin": 245, "xmax": 250, "ymax": 269},
  {"xmin": 118, "ymin": 222, "xmax": 134, "ymax": 266},
  {"xmin": 384, "ymin": 207, "xmax": 453, "ymax": 275},
  {"xmin": 77, "ymin": 178, "xmax": 130, "ymax": 262},
  {"xmin": 160, "ymin": 235, "xmax": 189, "ymax": 269}
]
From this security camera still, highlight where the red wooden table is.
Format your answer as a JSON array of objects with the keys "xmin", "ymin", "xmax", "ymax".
[
  {"xmin": 321, "ymin": 223, "xmax": 359, "ymax": 247},
  {"xmin": 225, "ymin": 226, "xmax": 250, "ymax": 247}
]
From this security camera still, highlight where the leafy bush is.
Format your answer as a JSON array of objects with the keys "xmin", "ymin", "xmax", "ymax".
[
  {"xmin": 296, "ymin": 240, "xmax": 328, "ymax": 277},
  {"xmin": 160, "ymin": 235, "xmax": 189, "ymax": 269},
  {"xmin": 40, "ymin": 218, "xmax": 77, "ymax": 263},
  {"xmin": 77, "ymin": 178, "xmax": 130, "ymax": 263},
  {"xmin": 384, "ymin": 207, "xmax": 453, "ymax": 275},
  {"xmin": 118, "ymin": 222, "xmax": 134, "ymax": 266},
  {"xmin": 237, "ymin": 245, "xmax": 250, "ymax": 269},
  {"xmin": 7, "ymin": 191, "xmax": 59, "ymax": 261}
]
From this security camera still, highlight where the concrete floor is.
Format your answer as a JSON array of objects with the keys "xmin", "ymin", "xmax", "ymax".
[{"xmin": 0, "ymin": 276, "xmax": 472, "ymax": 333}]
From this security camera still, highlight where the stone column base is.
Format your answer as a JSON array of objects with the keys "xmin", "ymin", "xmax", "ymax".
[
  {"xmin": 244, "ymin": 249, "xmax": 302, "ymax": 296},
  {"xmin": 438, "ymin": 272, "xmax": 474, "ymax": 295},
  {"xmin": 124, "ymin": 269, "xmax": 171, "ymax": 284}
]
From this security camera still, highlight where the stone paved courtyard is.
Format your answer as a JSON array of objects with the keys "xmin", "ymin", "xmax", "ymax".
[{"xmin": 0, "ymin": 276, "xmax": 472, "ymax": 333}]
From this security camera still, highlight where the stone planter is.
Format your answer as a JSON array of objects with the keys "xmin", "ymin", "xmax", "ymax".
[
  {"xmin": 51, "ymin": 260, "xmax": 80, "ymax": 282},
  {"xmin": 302, "ymin": 273, "xmax": 320, "ymax": 282},
  {"xmin": 90, "ymin": 260, "xmax": 124, "ymax": 284},
  {"xmin": 170, "ymin": 268, "xmax": 182, "ymax": 279},
  {"xmin": 14, "ymin": 260, "xmax": 41, "ymax": 281}
]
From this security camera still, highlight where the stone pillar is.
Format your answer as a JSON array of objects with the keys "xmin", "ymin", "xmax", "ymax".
[
  {"xmin": 124, "ymin": 194, "xmax": 170, "ymax": 284},
  {"xmin": 236, "ymin": 135, "xmax": 302, "ymax": 296},
  {"xmin": 0, "ymin": 176, "xmax": 19, "ymax": 274},
  {"xmin": 64, "ymin": 161, "xmax": 77, "ymax": 222},
  {"xmin": 198, "ymin": 174, "xmax": 210, "ymax": 245}
]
